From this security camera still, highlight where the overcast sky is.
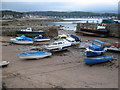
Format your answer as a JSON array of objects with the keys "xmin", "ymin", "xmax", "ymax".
[{"xmin": 1, "ymin": 0, "xmax": 119, "ymax": 13}]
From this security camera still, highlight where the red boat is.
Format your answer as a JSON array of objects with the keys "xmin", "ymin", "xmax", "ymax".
[{"xmin": 104, "ymin": 42, "xmax": 120, "ymax": 51}]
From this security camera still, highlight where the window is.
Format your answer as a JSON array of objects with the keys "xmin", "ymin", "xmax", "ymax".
[
  {"xmin": 53, "ymin": 43, "xmax": 57, "ymax": 45},
  {"xmin": 58, "ymin": 42, "xmax": 62, "ymax": 44}
]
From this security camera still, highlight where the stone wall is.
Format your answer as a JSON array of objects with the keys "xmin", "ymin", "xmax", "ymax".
[
  {"xmin": 106, "ymin": 24, "xmax": 119, "ymax": 37},
  {"xmin": 1, "ymin": 26, "xmax": 58, "ymax": 37}
]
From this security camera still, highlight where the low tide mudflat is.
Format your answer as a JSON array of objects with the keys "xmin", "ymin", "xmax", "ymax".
[{"xmin": 2, "ymin": 30, "xmax": 119, "ymax": 88}]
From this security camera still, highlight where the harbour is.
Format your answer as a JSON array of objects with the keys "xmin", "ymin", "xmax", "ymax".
[
  {"xmin": 1, "ymin": 28, "xmax": 119, "ymax": 88},
  {"xmin": 1, "ymin": 4, "xmax": 119, "ymax": 88}
]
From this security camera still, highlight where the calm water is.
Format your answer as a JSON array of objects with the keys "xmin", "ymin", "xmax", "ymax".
[{"xmin": 32, "ymin": 18, "xmax": 102, "ymax": 31}]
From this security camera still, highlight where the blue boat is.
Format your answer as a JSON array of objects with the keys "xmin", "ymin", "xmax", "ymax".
[
  {"xmin": 84, "ymin": 55, "xmax": 114, "ymax": 65},
  {"xmin": 10, "ymin": 35, "xmax": 33, "ymax": 44},
  {"xmin": 18, "ymin": 52, "xmax": 52, "ymax": 59},
  {"xmin": 85, "ymin": 40, "xmax": 107, "ymax": 57}
]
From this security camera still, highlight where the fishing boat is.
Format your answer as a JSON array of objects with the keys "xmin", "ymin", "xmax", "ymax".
[
  {"xmin": 34, "ymin": 35, "xmax": 50, "ymax": 42},
  {"xmin": 84, "ymin": 55, "xmax": 114, "ymax": 65},
  {"xmin": 18, "ymin": 52, "xmax": 52, "ymax": 59},
  {"xmin": 45, "ymin": 39, "xmax": 71, "ymax": 51},
  {"xmin": 0, "ymin": 61, "xmax": 9, "ymax": 67},
  {"xmin": 85, "ymin": 40, "xmax": 107, "ymax": 57},
  {"xmin": 10, "ymin": 35, "xmax": 33, "ymax": 44},
  {"xmin": 16, "ymin": 27, "xmax": 45, "ymax": 37},
  {"xmin": 77, "ymin": 23, "xmax": 108, "ymax": 37},
  {"xmin": 104, "ymin": 42, "xmax": 120, "ymax": 51}
]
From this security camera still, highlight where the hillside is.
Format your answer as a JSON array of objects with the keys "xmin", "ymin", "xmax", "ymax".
[{"xmin": 1, "ymin": 10, "xmax": 118, "ymax": 18}]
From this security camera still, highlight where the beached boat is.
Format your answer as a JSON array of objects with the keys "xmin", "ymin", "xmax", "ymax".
[
  {"xmin": 55, "ymin": 34, "xmax": 81, "ymax": 45},
  {"xmin": 34, "ymin": 35, "xmax": 50, "ymax": 42},
  {"xmin": 54, "ymin": 34, "xmax": 69, "ymax": 40},
  {"xmin": 45, "ymin": 39, "xmax": 71, "ymax": 51},
  {"xmin": 10, "ymin": 35, "xmax": 33, "ymax": 44},
  {"xmin": 65, "ymin": 37, "xmax": 80, "ymax": 45},
  {"xmin": 85, "ymin": 40, "xmax": 107, "ymax": 57},
  {"xmin": 18, "ymin": 52, "xmax": 52, "ymax": 59},
  {"xmin": 78, "ymin": 22, "xmax": 108, "ymax": 37},
  {"xmin": 68, "ymin": 34, "xmax": 81, "ymax": 45},
  {"xmin": 84, "ymin": 55, "xmax": 114, "ymax": 65},
  {"xmin": 0, "ymin": 61, "xmax": 9, "ymax": 67},
  {"xmin": 69, "ymin": 35, "xmax": 81, "ymax": 42},
  {"xmin": 104, "ymin": 42, "xmax": 120, "ymax": 51},
  {"xmin": 16, "ymin": 27, "xmax": 45, "ymax": 37}
]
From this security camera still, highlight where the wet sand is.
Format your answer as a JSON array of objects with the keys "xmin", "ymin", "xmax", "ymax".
[{"xmin": 2, "ymin": 30, "xmax": 119, "ymax": 88}]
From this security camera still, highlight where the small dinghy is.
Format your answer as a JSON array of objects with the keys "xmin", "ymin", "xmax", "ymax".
[
  {"xmin": 84, "ymin": 55, "xmax": 114, "ymax": 65},
  {"xmin": 0, "ymin": 61, "xmax": 9, "ymax": 67},
  {"xmin": 10, "ymin": 35, "xmax": 33, "ymax": 44},
  {"xmin": 34, "ymin": 35, "xmax": 50, "ymax": 42},
  {"xmin": 85, "ymin": 40, "xmax": 107, "ymax": 57},
  {"xmin": 18, "ymin": 52, "xmax": 52, "ymax": 59}
]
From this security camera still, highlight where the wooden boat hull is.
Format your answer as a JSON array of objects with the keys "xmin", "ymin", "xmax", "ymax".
[
  {"xmin": 84, "ymin": 56, "xmax": 114, "ymax": 65},
  {"xmin": 79, "ymin": 29, "xmax": 108, "ymax": 37},
  {"xmin": 18, "ymin": 52, "xmax": 52, "ymax": 59}
]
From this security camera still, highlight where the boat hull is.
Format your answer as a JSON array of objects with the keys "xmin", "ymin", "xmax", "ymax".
[
  {"xmin": 71, "ymin": 41, "xmax": 80, "ymax": 45},
  {"xmin": 46, "ymin": 45, "xmax": 71, "ymax": 52},
  {"xmin": 34, "ymin": 38, "xmax": 50, "ymax": 42},
  {"xmin": 85, "ymin": 48, "xmax": 106, "ymax": 57},
  {"xmin": 85, "ymin": 50, "xmax": 104, "ymax": 57},
  {"xmin": 79, "ymin": 29, "xmax": 108, "ymax": 37},
  {"xmin": 0, "ymin": 61, "xmax": 9, "ymax": 67},
  {"xmin": 84, "ymin": 56, "xmax": 113, "ymax": 65},
  {"xmin": 106, "ymin": 47, "xmax": 120, "ymax": 51},
  {"xmin": 12, "ymin": 41, "xmax": 33, "ymax": 44},
  {"xmin": 18, "ymin": 52, "xmax": 52, "ymax": 59}
]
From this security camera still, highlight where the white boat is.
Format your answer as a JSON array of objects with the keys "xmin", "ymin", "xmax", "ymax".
[
  {"xmin": 65, "ymin": 37, "xmax": 80, "ymax": 45},
  {"xmin": 54, "ymin": 34, "xmax": 81, "ymax": 45},
  {"xmin": 34, "ymin": 35, "xmax": 50, "ymax": 42},
  {"xmin": 18, "ymin": 52, "xmax": 52, "ymax": 59},
  {"xmin": 10, "ymin": 35, "xmax": 33, "ymax": 44},
  {"xmin": 20, "ymin": 27, "xmax": 32, "ymax": 31},
  {"xmin": 45, "ymin": 39, "xmax": 71, "ymax": 51},
  {"xmin": 0, "ymin": 61, "xmax": 9, "ymax": 67}
]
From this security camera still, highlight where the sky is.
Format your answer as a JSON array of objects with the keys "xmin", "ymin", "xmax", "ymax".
[{"xmin": 1, "ymin": 0, "xmax": 119, "ymax": 13}]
